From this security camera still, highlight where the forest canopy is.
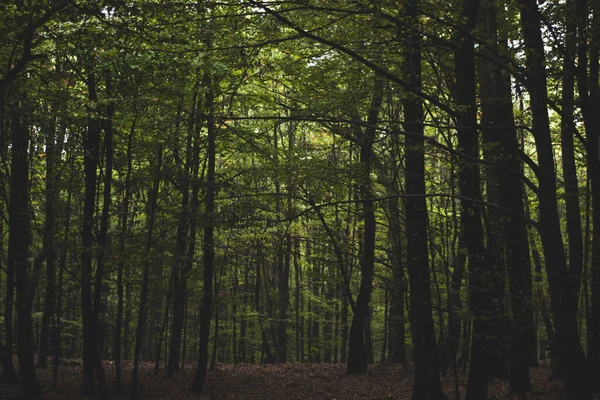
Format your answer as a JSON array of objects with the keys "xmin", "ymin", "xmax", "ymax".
[{"xmin": 1, "ymin": 0, "xmax": 599, "ymax": 399}]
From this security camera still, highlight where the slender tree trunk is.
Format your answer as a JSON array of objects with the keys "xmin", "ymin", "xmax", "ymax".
[
  {"xmin": 90, "ymin": 70, "xmax": 114, "ymax": 396},
  {"xmin": 37, "ymin": 111, "xmax": 59, "ymax": 369},
  {"xmin": 346, "ymin": 76, "xmax": 383, "ymax": 374},
  {"xmin": 311, "ymin": 256, "xmax": 321, "ymax": 364},
  {"xmin": 562, "ymin": 0, "xmax": 586, "ymax": 325},
  {"xmin": 445, "ymin": 230, "xmax": 465, "ymax": 370},
  {"xmin": 191, "ymin": 73, "xmax": 216, "ymax": 393},
  {"xmin": 168, "ymin": 98, "xmax": 198, "ymax": 376},
  {"xmin": 114, "ymin": 119, "xmax": 135, "ymax": 392},
  {"xmin": 386, "ymin": 131, "xmax": 406, "ymax": 364},
  {"xmin": 53, "ymin": 156, "xmax": 73, "ymax": 388},
  {"xmin": 81, "ymin": 64, "xmax": 107, "ymax": 398},
  {"xmin": 130, "ymin": 146, "xmax": 163, "ymax": 400},
  {"xmin": 294, "ymin": 236, "xmax": 301, "ymax": 362}
]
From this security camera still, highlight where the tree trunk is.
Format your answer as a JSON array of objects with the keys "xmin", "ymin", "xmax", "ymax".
[
  {"xmin": 114, "ymin": 119, "xmax": 135, "ymax": 392},
  {"xmin": 520, "ymin": 0, "xmax": 592, "ymax": 397},
  {"xmin": 168, "ymin": 97, "xmax": 199, "ymax": 376},
  {"xmin": 478, "ymin": 1, "xmax": 535, "ymax": 390},
  {"xmin": 81, "ymin": 64, "xmax": 107, "ymax": 399},
  {"xmin": 130, "ymin": 146, "xmax": 163, "ymax": 400},
  {"xmin": 90, "ymin": 69, "xmax": 114, "ymax": 394},
  {"xmin": 9, "ymin": 109, "xmax": 42, "ymax": 399},
  {"xmin": 401, "ymin": 3, "xmax": 445, "ymax": 398},
  {"xmin": 346, "ymin": 76, "xmax": 383, "ymax": 374},
  {"xmin": 573, "ymin": 0, "xmax": 600, "ymax": 384},
  {"xmin": 53, "ymin": 153, "xmax": 74, "ymax": 388},
  {"xmin": 1, "ymin": 113, "xmax": 18, "ymax": 386},
  {"xmin": 191, "ymin": 73, "xmax": 216, "ymax": 393},
  {"xmin": 37, "ymin": 110, "xmax": 59, "ymax": 369},
  {"xmin": 453, "ymin": 0, "xmax": 497, "ymax": 398},
  {"xmin": 386, "ymin": 132, "xmax": 406, "ymax": 364},
  {"xmin": 562, "ymin": 0, "xmax": 586, "ymax": 326}
]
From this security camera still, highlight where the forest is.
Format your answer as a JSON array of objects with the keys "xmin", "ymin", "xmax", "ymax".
[{"xmin": 1, "ymin": 0, "xmax": 600, "ymax": 399}]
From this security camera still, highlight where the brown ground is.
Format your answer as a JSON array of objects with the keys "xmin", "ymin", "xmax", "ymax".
[{"xmin": 0, "ymin": 360, "xmax": 586, "ymax": 399}]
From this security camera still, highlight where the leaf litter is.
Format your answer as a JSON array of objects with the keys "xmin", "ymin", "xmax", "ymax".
[{"xmin": 0, "ymin": 359, "xmax": 596, "ymax": 399}]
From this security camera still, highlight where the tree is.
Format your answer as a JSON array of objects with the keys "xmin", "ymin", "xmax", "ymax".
[
  {"xmin": 520, "ymin": 0, "xmax": 592, "ymax": 397},
  {"xmin": 401, "ymin": 1, "xmax": 445, "ymax": 398}
]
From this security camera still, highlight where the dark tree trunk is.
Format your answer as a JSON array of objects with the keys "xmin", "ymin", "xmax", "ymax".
[
  {"xmin": 114, "ymin": 120, "xmax": 135, "ymax": 392},
  {"xmin": 478, "ymin": 1, "xmax": 535, "ymax": 391},
  {"xmin": 401, "ymin": 3, "xmax": 445, "ymax": 399},
  {"xmin": 1, "ymin": 113, "xmax": 18, "ymax": 386},
  {"xmin": 453, "ymin": 0, "xmax": 497, "ymax": 398},
  {"xmin": 386, "ymin": 135, "xmax": 406, "ymax": 364},
  {"xmin": 130, "ymin": 146, "xmax": 162, "ymax": 400},
  {"xmin": 277, "ymin": 123, "xmax": 294, "ymax": 363},
  {"xmin": 90, "ymin": 70, "xmax": 114, "ymax": 393},
  {"xmin": 294, "ymin": 237, "xmax": 302, "ymax": 362},
  {"xmin": 168, "ymin": 97, "xmax": 200, "ymax": 376},
  {"xmin": 444, "ymin": 230, "xmax": 465, "ymax": 370},
  {"xmin": 346, "ymin": 76, "xmax": 383, "ymax": 374},
  {"xmin": 562, "ymin": 0, "xmax": 586, "ymax": 325},
  {"xmin": 520, "ymin": 0, "xmax": 592, "ymax": 398},
  {"xmin": 37, "ymin": 111, "xmax": 59, "ymax": 369},
  {"xmin": 53, "ymin": 154, "xmax": 73, "ymax": 388},
  {"xmin": 81, "ymin": 65, "xmax": 107, "ymax": 399},
  {"xmin": 311, "ymin": 255, "xmax": 321, "ymax": 364},
  {"xmin": 9, "ymin": 110, "xmax": 41, "ymax": 399},
  {"xmin": 191, "ymin": 74, "xmax": 216, "ymax": 393},
  {"xmin": 573, "ymin": 0, "xmax": 600, "ymax": 384}
]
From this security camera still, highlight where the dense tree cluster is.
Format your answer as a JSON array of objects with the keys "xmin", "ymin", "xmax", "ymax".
[{"xmin": 1, "ymin": 0, "xmax": 599, "ymax": 399}]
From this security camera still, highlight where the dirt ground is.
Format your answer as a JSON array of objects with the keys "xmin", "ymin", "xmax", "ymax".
[{"xmin": 0, "ymin": 359, "xmax": 587, "ymax": 399}]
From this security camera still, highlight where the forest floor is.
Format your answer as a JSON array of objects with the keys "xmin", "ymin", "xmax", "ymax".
[{"xmin": 0, "ymin": 359, "xmax": 591, "ymax": 399}]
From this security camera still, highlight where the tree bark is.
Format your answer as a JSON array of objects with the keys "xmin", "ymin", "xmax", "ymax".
[
  {"xmin": 130, "ymin": 146, "xmax": 163, "ymax": 400},
  {"xmin": 9, "ymin": 109, "xmax": 42, "ymax": 399},
  {"xmin": 346, "ymin": 76, "xmax": 383, "ymax": 374},
  {"xmin": 401, "ymin": 2, "xmax": 445, "ymax": 398},
  {"xmin": 453, "ymin": 0, "xmax": 497, "ymax": 398},
  {"xmin": 114, "ymin": 119, "xmax": 135, "ymax": 392},
  {"xmin": 386, "ymin": 131, "xmax": 406, "ymax": 365},
  {"xmin": 37, "ymin": 109, "xmax": 59, "ymax": 369},
  {"xmin": 191, "ymin": 72, "xmax": 216, "ymax": 393},
  {"xmin": 520, "ymin": 0, "xmax": 592, "ymax": 397},
  {"xmin": 478, "ymin": 1, "xmax": 535, "ymax": 391},
  {"xmin": 81, "ymin": 64, "xmax": 107, "ymax": 399}
]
